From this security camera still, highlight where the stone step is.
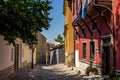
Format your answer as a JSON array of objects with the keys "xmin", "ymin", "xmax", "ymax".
[{"xmin": 83, "ymin": 75, "xmax": 103, "ymax": 80}]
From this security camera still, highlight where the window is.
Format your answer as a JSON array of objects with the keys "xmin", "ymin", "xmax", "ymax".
[
  {"xmin": 83, "ymin": 43, "xmax": 86, "ymax": 59},
  {"xmin": 81, "ymin": 28, "xmax": 86, "ymax": 37},
  {"xmin": 92, "ymin": 21, "xmax": 98, "ymax": 31},
  {"xmin": 90, "ymin": 41, "xmax": 95, "ymax": 61},
  {"xmin": 76, "ymin": 0, "xmax": 78, "ymax": 12},
  {"xmin": 72, "ymin": 0, "xmax": 75, "ymax": 15}
]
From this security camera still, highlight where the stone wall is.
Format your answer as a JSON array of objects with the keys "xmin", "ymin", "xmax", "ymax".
[
  {"xmin": 77, "ymin": 61, "xmax": 101, "ymax": 75},
  {"xmin": 20, "ymin": 60, "xmax": 31, "ymax": 68},
  {"xmin": 0, "ymin": 65, "xmax": 14, "ymax": 80},
  {"xmin": 0, "ymin": 61, "xmax": 31, "ymax": 80}
]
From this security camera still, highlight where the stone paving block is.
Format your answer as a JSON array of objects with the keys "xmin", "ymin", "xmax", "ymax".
[{"xmin": 4, "ymin": 64, "xmax": 103, "ymax": 80}]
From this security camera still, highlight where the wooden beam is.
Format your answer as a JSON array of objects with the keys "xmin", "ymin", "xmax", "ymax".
[
  {"xmin": 93, "ymin": 6, "xmax": 112, "ymax": 33},
  {"xmin": 93, "ymin": 6, "xmax": 101, "ymax": 15},
  {"xmin": 72, "ymin": 17, "xmax": 78, "ymax": 26},
  {"xmin": 77, "ymin": 23, "xmax": 86, "ymax": 37},
  {"xmin": 77, "ymin": 23, "xmax": 82, "ymax": 31},
  {"xmin": 101, "ymin": 14, "xmax": 112, "ymax": 32},
  {"xmin": 81, "ymin": 18, "xmax": 93, "ymax": 36},
  {"xmin": 73, "ymin": 26, "xmax": 80, "ymax": 38},
  {"xmin": 86, "ymin": 13, "xmax": 101, "ymax": 35}
]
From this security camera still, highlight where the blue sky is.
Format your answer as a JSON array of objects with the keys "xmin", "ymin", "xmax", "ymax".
[{"xmin": 42, "ymin": 0, "xmax": 64, "ymax": 43}]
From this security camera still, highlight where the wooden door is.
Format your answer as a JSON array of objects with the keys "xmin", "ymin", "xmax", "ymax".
[
  {"xmin": 102, "ymin": 46, "xmax": 110, "ymax": 75},
  {"xmin": 14, "ymin": 44, "xmax": 19, "ymax": 70},
  {"xmin": 101, "ymin": 37, "xmax": 114, "ymax": 75}
]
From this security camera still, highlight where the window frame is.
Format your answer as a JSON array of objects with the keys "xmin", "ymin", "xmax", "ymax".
[
  {"xmin": 90, "ymin": 41, "xmax": 95, "ymax": 61},
  {"xmin": 82, "ymin": 42, "xmax": 87, "ymax": 59}
]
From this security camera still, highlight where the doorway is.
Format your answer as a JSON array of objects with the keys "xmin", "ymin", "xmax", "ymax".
[
  {"xmin": 102, "ymin": 46, "xmax": 111, "ymax": 75},
  {"xmin": 102, "ymin": 37, "xmax": 114, "ymax": 75},
  {"xmin": 14, "ymin": 44, "xmax": 19, "ymax": 70}
]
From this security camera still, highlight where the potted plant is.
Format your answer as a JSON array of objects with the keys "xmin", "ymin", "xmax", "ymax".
[{"xmin": 85, "ymin": 60, "xmax": 99, "ymax": 75}]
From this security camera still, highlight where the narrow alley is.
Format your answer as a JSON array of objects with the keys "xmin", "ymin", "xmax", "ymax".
[
  {"xmin": 5, "ymin": 64, "xmax": 102, "ymax": 80},
  {"xmin": 1, "ymin": 0, "xmax": 120, "ymax": 79}
]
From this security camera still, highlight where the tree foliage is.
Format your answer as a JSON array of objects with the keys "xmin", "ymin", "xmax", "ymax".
[
  {"xmin": 0, "ymin": 0, "xmax": 52, "ymax": 44},
  {"xmin": 56, "ymin": 34, "xmax": 64, "ymax": 44}
]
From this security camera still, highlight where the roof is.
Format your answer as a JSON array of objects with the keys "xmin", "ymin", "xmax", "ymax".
[{"xmin": 50, "ymin": 44, "xmax": 64, "ymax": 51}]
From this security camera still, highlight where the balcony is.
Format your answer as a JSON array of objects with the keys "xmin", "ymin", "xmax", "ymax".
[
  {"xmin": 86, "ymin": 0, "xmax": 112, "ymax": 11},
  {"xmin": 85, "ymin": 0, "xmax": 112, "ymax": 18},
  {"xmin": 96, "ymin": 0, "xmax": 112, "ymax": 8},
  {"xmin": 87, "ymin": 0, "xmax": 112, "ymax": 8},
  {"xmin": 72, "ymin": 0, "xmax": 113, "ymax": 29}
]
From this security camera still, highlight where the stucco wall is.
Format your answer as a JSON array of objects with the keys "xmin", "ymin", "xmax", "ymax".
[
  {"xmin": 64, "ymin": 0, "xmax": 75, "ymax": 67},
  {"xmin": 113, "ymin": 0, "xmax": 120, "ymax": 70},
  {"xmin": 35, "ymin": 32, "xmax": 46, "ymax": 64},
  {"xmin": 50, "ymin": 47, "xmax": 65, "ymax": 64},
  {"xmin": 22, "ymin": 43, "xmax": 32, "ymax": 64},
  {"xmin": 0, "ymin": 35, "xmax": 14, "ymax": 71},
  {"xmin": 0, "ymin": 35, "xmax": 32, "ymax": 71}
]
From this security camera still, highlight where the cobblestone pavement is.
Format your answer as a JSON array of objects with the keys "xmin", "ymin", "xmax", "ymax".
[{"xmin": 5, "ymin": 64, "xmax": 103, "ymax": 80}]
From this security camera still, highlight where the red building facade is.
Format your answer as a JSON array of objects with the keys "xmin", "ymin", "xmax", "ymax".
[
  {"xmin": 113, "ymin": 0, "xmax": 120, "ymax": 73},
  {"xmin": 72, "ymin": 0, "xmax": 120, "ymax": 75}
]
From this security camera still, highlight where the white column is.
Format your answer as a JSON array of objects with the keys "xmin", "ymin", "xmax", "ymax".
[{"xmin": 75, "ymin": 50, "xmax": 79, "ymax": 67}]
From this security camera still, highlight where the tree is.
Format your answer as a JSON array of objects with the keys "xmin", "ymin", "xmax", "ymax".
[
  {"xmin": 56, "ymin": 34, "xmax": 64, "ymax": 44},
  {"xmin": 0, "ymin": 0, "xmax": 52, "ymax": 45}
]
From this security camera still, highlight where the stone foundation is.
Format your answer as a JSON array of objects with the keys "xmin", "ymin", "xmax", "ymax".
[
  {"xmin": 0, "ymin": 65, "xmax": 14, "ymax": 80},
  {"xmin": 65, "ymin": 53, "xmax": 75, "ymax": 67},
  {"xmin": 76, "ymin": 61, "xmax": 101, "ymax": 75},
  {"xmin": 20, "ymin": 61, "xmax": 31, "ymax": 68},
  {"xmin": 0, "ymin": 61, "xmax": 31, "ymax": 80}
]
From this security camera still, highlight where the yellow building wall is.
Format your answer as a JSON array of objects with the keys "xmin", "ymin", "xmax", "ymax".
[
  {"xmin": 33, "ymin": 32, "xmax": 46, "ymax": 64},
  {"xmin": 63, "ymin": 0, "xmax": 75, "ymax": 67}
]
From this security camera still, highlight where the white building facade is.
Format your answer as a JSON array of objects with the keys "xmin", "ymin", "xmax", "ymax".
[{"xmin": 0, "ymin": 35, "xmax": 32, "ymax": 79}]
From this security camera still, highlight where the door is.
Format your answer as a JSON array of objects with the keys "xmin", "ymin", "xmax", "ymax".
[
  {"xmin": 102, "ymin": 46, "xmax": 110, "ymax": 75},
  {"xmin": 14, "ymin": 44, "xmax": 19, "ymax": 70},
  {"xmin": 101, "ymin": 37, "xmax": 114, "ymax": 75}
]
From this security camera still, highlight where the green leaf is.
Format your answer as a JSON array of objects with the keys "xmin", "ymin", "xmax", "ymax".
[{"xmin": 0, "ymin": 0, "xmax": 52, "ymax": 44}]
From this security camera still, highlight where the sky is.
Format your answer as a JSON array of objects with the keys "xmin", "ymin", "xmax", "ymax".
[{"xmin": 41, "ymin": 0, "xmax": 64, "ymax": 43}]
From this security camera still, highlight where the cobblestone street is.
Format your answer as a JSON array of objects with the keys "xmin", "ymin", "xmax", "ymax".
[{"xmin": 4, "ymin": 64, "xmax": 103, "ymax": 80}]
